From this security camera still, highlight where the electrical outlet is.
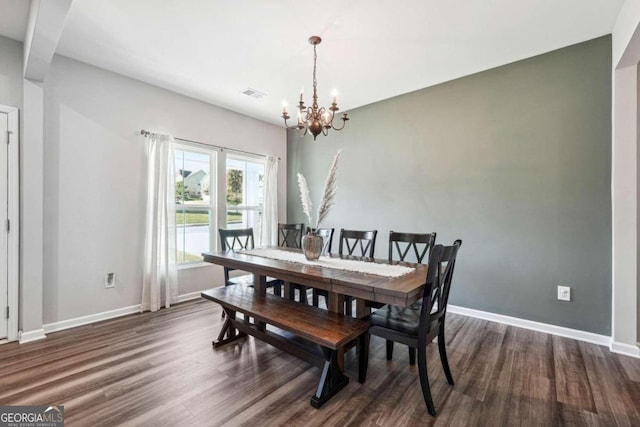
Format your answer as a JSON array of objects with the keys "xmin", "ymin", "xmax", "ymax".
[
  {"xmin": 557, "ymin": 285, "xmax": 571, "ymax": 301},
  {"xmin": 105, "ymin": 273, "xmax": 116, "ymax": 289}
]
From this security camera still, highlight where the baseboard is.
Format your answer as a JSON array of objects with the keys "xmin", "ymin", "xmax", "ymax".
[
  {"xmin": 41, "ymin": 291, "xmax": 206, "ymax": 336},
  {"xmin": 30, "ymin": 295, "xmax": 636, "ymax": 358},
  {"xmin": 43, "ymin": 305, "xmax": 142, "ymax": 334},
  {"xmin": 19, "ymin": 328, "xmax": 47, "ymax": 344},
  {"xmin": 448, "ymin": 305, "xmax": 611, "ymax": 347},
  {"xmin": 610, "ymin": 341, "xmax": 640, "ymax": 358},
  {"xmin": 178, "ymin": 291, "xmax": 203, "ymax": 303}
]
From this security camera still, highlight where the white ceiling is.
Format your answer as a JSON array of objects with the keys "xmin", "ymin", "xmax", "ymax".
[{"xmin": 0, "ymin": 0, "xmax": 626, "ymax": 126}]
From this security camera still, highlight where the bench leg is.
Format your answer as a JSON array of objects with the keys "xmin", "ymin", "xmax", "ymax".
[
  {"xmin": 213, "ymin": 308, "xmax": 247, "ymax": 348},
  {"xmin": 310, "ymin": 348, "xmax": 349, "ymax": 408}
]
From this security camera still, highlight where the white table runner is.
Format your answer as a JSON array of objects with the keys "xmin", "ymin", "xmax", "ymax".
[{"xmin": 242, "ymin": 248, "xmax": 415, "ymax": 278}]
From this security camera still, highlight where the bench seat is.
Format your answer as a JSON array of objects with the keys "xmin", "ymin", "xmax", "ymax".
[{"xmin": 201, "ymin": 285, "xmax": 370, "ymax": 408}]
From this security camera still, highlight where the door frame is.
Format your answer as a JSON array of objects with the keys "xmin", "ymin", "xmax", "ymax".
[{"xmin": 0, "ymin": 105, "xmax": 19, "ymax": 342}]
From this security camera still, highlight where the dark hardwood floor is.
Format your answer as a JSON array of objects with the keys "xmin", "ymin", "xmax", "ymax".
[{"xmin": 1, "ymin": 299, "xmax": 639, "ymax": 426}]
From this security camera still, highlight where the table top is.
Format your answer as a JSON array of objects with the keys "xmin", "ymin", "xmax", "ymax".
[{"xmin": 202, "ymin": 248, "xmax": 427, "ymax": 308}]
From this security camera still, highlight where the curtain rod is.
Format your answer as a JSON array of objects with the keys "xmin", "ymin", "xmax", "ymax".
[{"xmin": 140, "ymin": 129, "xmax": 281, "ymax": 161}]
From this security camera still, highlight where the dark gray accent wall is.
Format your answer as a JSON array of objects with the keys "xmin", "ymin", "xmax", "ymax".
[{"xmin": 287, "ymin": 36, "xmax": 612, "ymax": 335}]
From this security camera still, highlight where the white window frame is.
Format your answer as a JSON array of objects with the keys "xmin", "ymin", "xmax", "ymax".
[
  {"xmin": 224, "ymin": 153, "xmax": 266, "ymax": 243},
  {"xmin": 173, "ymin": 143, "xmax": 217, "ymax": 267}
]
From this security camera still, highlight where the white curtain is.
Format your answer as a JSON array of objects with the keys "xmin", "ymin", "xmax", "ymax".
[
  {"xmin": 259, "ymin": 156, "xmax": 278, "ymax": 247},
  {"xmin": 142, "ymin": 133, "xmax": 178, "ymax": 312}
]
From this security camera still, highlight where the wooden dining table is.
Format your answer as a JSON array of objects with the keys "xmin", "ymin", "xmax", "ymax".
[{"xmin": 202, "ymin": 247, "xmax": 428, "ymax": 318}]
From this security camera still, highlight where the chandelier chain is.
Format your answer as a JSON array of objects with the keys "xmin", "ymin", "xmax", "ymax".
[{"xmin": 312, "ymin": 44, "xmax": 318, "ymax": 106}]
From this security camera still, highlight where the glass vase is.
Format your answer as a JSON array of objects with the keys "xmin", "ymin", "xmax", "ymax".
[{"xmin": 302, "ymin": 229, "xmax": 323, "ymax": 261}]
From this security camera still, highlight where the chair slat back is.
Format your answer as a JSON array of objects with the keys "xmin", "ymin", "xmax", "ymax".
[
  {"xmin": 219, "ymin": 228, "xmax": 255, "ymax": 251},
  {"xmin": 278, "ymin": 223, "xmax": 305, "ymax": 248},
  {"xmin": 218, "ymin": 228, "xmax": 255, "ymax": 285},
  {"xmin": 420, "ymin": 240, "xmax": 462, "ymax": 341},
  {"xmin": 307, "ymin": 227, "xmax": 334, "ymax": 256},
  {"xmin": 339, "ymin": 229, "xmax": 378, "ymax": 258},
  {"xmin": 388, "ymin": 231, "xmax": 436, "ymax": 264}
]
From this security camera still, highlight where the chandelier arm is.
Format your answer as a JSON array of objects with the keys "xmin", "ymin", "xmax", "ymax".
[
  {"xmin": 331, "ymin": 116, "xmax": 348, "ymax": 131},
  {"xmin": 283, "ymin": 116, "xmax": 297, "ymax": 130}
]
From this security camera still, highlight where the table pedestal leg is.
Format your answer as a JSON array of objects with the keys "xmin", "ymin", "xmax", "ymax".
[
  {"xmin": 356, "ymin": 299, "xmax": 371, "ymax": 319},
  {"xmin": 254, "ymin": 274, "xmax": 267, "ymax": 331},
  {"xmin": 310, "ymin": 347, "xmax": 349, "ymax": 408},
  {"xmin": 327, "ymin": 292, "xmax": 344, "ymax": 314}
]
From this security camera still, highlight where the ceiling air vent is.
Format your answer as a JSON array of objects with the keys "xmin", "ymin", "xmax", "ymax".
[{"xmin": 241, "ymin": 87, "xmax": 267, "ymax": 99}]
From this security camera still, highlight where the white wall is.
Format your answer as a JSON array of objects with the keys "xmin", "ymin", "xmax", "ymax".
[
  {"xmin": 22, "ymin": 78, "xmax": 44, "ymax": 334},
  {"xmin": 0, "ymin": 36, "xmax": 23, "ymax": 110},
  {"xmin": 0, "ymin": 36, "xmax": 41, "ymax": 335},
  {"xmin": 612, "ymin": 65, "xmax": 639, "ymax": 350},
  {"xmin": 43, "ymin": 55, "xmax": 286, "ymax": 324},
  {"xmin": 611, "ymin": 0, "xmax": 640, "ymax": 352}
]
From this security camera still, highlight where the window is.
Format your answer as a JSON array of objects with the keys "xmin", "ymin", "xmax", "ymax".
[
  {"xmin": 173, "ymin": 148, "xmax": 265, "ymax": 265},
  {"xmin": 174, "ymin": 146, "xmax": 216, "ymax": 264},
  {"xmin": 226, "ymin": 155, "xmax": 265, "ymax": 236}
]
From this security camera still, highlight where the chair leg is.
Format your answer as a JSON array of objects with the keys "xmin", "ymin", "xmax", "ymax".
[
  {"xmin": 417, "ymin": 345, "xmax": 436, "ymax": 416},
  {"xmin": 312, "ymin": 291, "xmax": 319, "ymax": 307},
  {"xmin": 345, "ymin": 296, "xmax": 353, "ymax": 316},
  {"xmin": 273, "ymin": 283, "xmax": 282, "ymax": 296},
  {"xmin": 298, "ymin": 286, "xmax": 308, "ymax": 304},
  {"xmin": 438, "ymin": 326, "xmax": 454, "ymax": 385},
  {"xmin": 408, "ymin": 347, "xmax": 416, "ymax": 365},
  {"xmin": 386, "ymin": 340, "xmax": 394, "ymax": 360},
  {"xmin": 358, "ymin": 333, "xmax": 370, "ymax": 383}
]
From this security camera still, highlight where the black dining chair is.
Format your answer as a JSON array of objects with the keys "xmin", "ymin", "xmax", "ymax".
[
  {"xmin": 382, "ymin": 231, "xmax": 437, "ymax": 364},
  {"xmin": 278, "ymin": 223, "xmax": 305, "ymax": 248},
  {"xmin": 363, "ymin": 239, "xmax": 461, "ymax": 416},
  {"xmin": 287, "ymin": 226, "xmax": 335, "ymax": 304},
  {"xmin": 219, "ymin": 227, "xmax": 282, "ymax": 295},
  {"xmin": 301, "ymin": 227, "xmax": 335, "ymax": 306},
  {"xmin": 388, "ymin": 231, "xmax": 436, "ymax": 265},
  {"xmin": 307, "ymin": 227, "xmax": 335, "ymax": 257},
  {"xmin": 278, "ymin": 223, "xmax": 308, "ymax": 303},
  {"xmin": 312, "ymin": 229, "xmax": 377, "ymax": 315}
]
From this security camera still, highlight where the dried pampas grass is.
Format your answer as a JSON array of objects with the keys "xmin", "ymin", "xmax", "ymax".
[
  {"xmin": 297, "ymin": 149, "xmax": 342, "ymax": 229},
  {"xmin": 316, "ymin": 150, "xmax": 341, "ymax": 228},
  {"xmin": 297, "ymin": 173, "xmax": 313, "ymax": 227}
]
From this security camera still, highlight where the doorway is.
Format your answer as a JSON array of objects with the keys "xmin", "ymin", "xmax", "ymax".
[{"xmin": 0, "ymin": 105, "xmax": 19, "ymax": 342}]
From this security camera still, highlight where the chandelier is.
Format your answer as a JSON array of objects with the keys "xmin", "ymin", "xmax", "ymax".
[{"xmin": 282, "ymin": 36, "xmax": 349, "ymax": 140}]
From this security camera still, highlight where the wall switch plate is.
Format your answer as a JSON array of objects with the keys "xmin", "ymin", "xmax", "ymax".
[
  {"xmin": 105, "ymin": 273, "xmax": 116, "ymax": 289},
  {"xmin": 557, "ymin": 285, "xmax": 571, "ymax": 301}
]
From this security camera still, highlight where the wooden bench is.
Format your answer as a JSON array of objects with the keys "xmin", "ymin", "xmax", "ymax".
[{"xmin": 201, "ymin": 285, "xmax": 370, "ymax": 408}]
